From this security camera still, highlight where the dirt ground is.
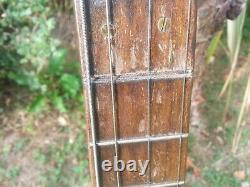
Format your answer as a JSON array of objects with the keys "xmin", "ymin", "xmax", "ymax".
[
  {"xmin": 0, "ymin": 87, "xmax": 89, "ymax": 187},
  {"xmin": 186, "ymin": 55, "xmax": 250, "ymax": 187}
]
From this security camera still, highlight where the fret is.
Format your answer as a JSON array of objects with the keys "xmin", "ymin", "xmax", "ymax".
[
  {"xmin": 74, "ymin": 0, "xmax": 197, "ymax": 186},
  {"xmin": 127, "ymin": 180, "xmax": 185, "ymax": 187},
  {"xmin": 89, "ymin": 133, "xmax": 189, "ymax": 147},
  {"xmin": 85, "ymin": 69, "xmax": 193, "ymax": 84}
]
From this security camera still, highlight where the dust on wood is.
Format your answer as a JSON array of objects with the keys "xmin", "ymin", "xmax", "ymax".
[{"xmin": 75, "ymin": 0, "xmax": 197, "ymax": 186}]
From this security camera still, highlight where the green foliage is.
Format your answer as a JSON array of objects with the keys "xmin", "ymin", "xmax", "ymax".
[
  {"xmin": 242, "ymin": 0, "xmax": 250, "ymax": 49},
  {"xmin": 0, "ymin": 0, "xmax": 54, "ymax": 83},
  {"xmin": 60, "ymin": 74, "xmax": 81, "ymax": 98},
  {"xmin": 203, "ymin": 169, "xmax": 240, "ymax": 187},
  {"xmin": 51, "ymin": 93, "xmax": 67, "ymax": 113},
  {"xmin": 0, "ymin": 164, "xmax": 21, "ymax": 183},
  {"xmin": 0, "ymin": 0, "xmax": 81, "ymax": 113},
  {"xmin": 6, "ymin": 166, "xmax": 21, "ymax": 182},
  {"xmin": 0, "ymin": 162, "xmax": 5, "ymax": 182},
  {"xmin": 28, "ymin": 95, "xmax": 47, "ymax": 113},
  {"xmin": 34, "ymin": 133, "xmax": 89, "ymax": 186},
  {"xmin": 206, "ymin": 31, "xmax": 223, "ymax": 64},
  {"xmin": 202, "ymin": 57, "xmax": 228, "ymax": 131}
]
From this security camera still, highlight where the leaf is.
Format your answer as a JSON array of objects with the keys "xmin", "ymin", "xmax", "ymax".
[
  {"xmin": 206, "ymin": 30, "xmax": 223, "ymax": 64},
  {"xmin": 220, "ymin": 4, "xmax": 248, "ymax": 97},
  {"xmin": 46, "ymin": 18, "xmax": 56, "ymax": 31},
  {"xmin": 48, "ymin": 49, "xmax": 67, "ymax": 75},
  {"xmin": 227, "ymin": 6, "xmax": 247, "ymax": 55},
  {"xmin": 60, "ymin": 74, "xmax": 80, "ymax": 98},
  {"xmin": 52, "ymin": 94, "xmax": 67, "ymax": 113},
  {"xmin": 8, "ymin": 71, "xmax": 42, "ymax": 91},
  {"xmin": 28, "ymin": 95, "xmax": 46, "ymax": 113}
]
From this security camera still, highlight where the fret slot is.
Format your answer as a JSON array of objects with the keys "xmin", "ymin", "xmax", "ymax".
[
  {"xmin": 74, "ymin": 0, "xmax": 197, "ymax": 185},
  {"xmin": 86, "ymin": 70, "xmax": 193, "ymax": 84},
  {"xmin": 127, "ymin": 180, "xmax": 185, "ymax": 187},
  {"xmin": 89, "ymin": 133, "xmax": 188, "ymax": 147}
]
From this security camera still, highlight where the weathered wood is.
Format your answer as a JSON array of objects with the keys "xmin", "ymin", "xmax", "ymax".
[{"xmin": 74, "ymin": 0, "xmax": 197, "ymax": 186}]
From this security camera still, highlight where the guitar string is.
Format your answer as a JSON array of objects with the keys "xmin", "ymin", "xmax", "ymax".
[
  {"xmin": 77, "ymin": 0, "xmax": 193, "ymax": 186},
  {"xmin": 147, "ymin": 0, "xmax": 153, "ymax": 185},
  {"xmin": 105, "ymin": 0, "xmax": 121, "ymax": 186},
  {"xmin": 176, "ymin": 0, "xmax": 192, "ymax": 185},
  {"xmin": 74, "ymin": 0, "xmax": 101, "ymax": 186}
]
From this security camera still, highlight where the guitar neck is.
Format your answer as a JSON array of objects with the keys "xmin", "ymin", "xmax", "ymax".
[{"xmin": 74, "ymin": 0, "xmax": 197, "ymax": 186}]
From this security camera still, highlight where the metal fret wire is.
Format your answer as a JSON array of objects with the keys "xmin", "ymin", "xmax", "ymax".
[
  {"xmin": 73, "ymin": 0, "xmax": 101, "ymax": 186},
  {"xmin": 127, "ymin": 180, "xmax": 185, "ymax": 187},
  {"xmin": 177, "ymin": 0, "xmax": 192, "ymax": 185},
  {"xmin": 105, "ymin": 0, "xmax": 121, "ymax": 186},
  {"xmin": 147, "ymin": 0, "xmax": 153, "ymax": 186},
  {"xmin": 75, "ymin": 0, "xmax": 193, "ymax": 186},
  {"xmin": 88, "ymin": 70, "xmax": 193, "ymax": 84},
  {"xmin": 89, "ymin": 133, "xmax": 189, "ymax": 147}
]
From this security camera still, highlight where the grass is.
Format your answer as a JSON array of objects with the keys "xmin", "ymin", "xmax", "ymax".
[
  {"xmin": 202, "ymin": 169, "xmax": 240, "ymax": 187},
  {"xmin": 0, "ymin": 165, "xmax": 21, "ymax": 184},
  {"xmin": 39, "ymin": 134, "xmax": 89, "ymax": 186},
  {"xmin": 190, "ymin": 32, "xmax": 250, "ymax": 185},
  {"xmin": 0, "ymin": 88, "xmax": 89, "ymax": 187},
  {"xmin": 202, "ymin": 57, "xmax": 228, "ymax": 131},
  {"xmin": 188, "ymin": 62, "xmax": 248, "ymax": 186}
]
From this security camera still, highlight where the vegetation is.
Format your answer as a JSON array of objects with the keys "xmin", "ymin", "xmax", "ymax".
[
  {"xmin": 0, "ymin": 0, "xmax": 88, "ymax": 186},
  {"xmin": 0, "ymin": 0, "xmax": 82, "ymax": 113},
  {"xmin": 187, "ymin": 2, "xmax": 250, "ymax": 186}
]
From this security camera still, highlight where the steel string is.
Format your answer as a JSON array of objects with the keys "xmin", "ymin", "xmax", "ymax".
[
  {"xmin": 176, "ymin": 0, "xmax": 192, "ymax": 185},
  {"xmin": 105, "ymin": 0, "xmax": 121, "ymax": 186},
  {"xmin": 146, "ymin": 0, "xmax": 153, "ymax": 186}
]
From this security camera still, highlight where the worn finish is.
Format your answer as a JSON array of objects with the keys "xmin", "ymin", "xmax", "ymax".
[{"xmin": 74, "ymin": 0, "xmax": 197, "ymax": 186}]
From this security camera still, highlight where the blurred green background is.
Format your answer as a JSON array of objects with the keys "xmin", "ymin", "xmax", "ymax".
[
  {"xmin": 0, "ymin": 0, "xmax": 250, "ymax": 187},
  {"xmin": 0, "ymin": 1, "xmax": 89, "ymax": 186}
]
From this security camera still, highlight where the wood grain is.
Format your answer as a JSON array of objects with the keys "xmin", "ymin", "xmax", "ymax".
[
  {"xmin": 74, "ymin": 0, "xmax": 197, "ymax": 186},
  {"xmin": 94, "ymin": 84, "xmax": 114, "ymax": 141},
  {"xmin": 88, "ymin": 0, "xmax": 109, "ymax": 75},
  {"xmin": 151, "ymin": 0, "xmax": 173, "ymax": 71},
  {"xmin": 117, "ymin": 81, "xmax": 148, "ymax": 139},
  {"xmin": 120, "ymin": 143, "xmax": 148, "ymax": 186},
  {"xmin": 112, "ymin": 0, "xmax": 149, "ymax": 74}
]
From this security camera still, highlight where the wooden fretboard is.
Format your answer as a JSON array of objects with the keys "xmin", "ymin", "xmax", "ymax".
[{"xmin": 74, "ymin": 0, "xmax": 197, "ymax": 186}]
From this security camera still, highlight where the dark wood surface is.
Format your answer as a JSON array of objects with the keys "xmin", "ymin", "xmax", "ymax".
[{"xmin": 74, "ymin": 0, "xmax": 197, "ymax": 186}]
